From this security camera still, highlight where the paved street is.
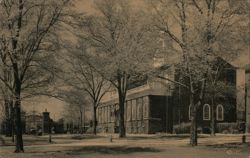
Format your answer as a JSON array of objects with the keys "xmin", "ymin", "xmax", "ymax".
[{"xmin": 0, "ymin": 134, "xmax": 250, "ymax": 158}]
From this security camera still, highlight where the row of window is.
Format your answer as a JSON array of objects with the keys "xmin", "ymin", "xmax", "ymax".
[
  {"xmin": 126, "ymin": 96, "xmax": 149, "ymax": 121},
  {"xmin": 97, "ymin": 104, "xmax": 119, "ymax": 124},
  {"xmin": 97, "ymin": 96, "xmax": 149, "ymax": 124},
  {"xmin": 189, "ymin": 104, "xmax": 224, "ymax": 121},
  {"xmin": 98, "ymin": 100, "xmax": 225, "ymax": 124}
]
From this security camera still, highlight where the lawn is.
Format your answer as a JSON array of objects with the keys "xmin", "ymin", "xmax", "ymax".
[{"xmin": 0, "ymin": 134, "xmax": 249, "ymax": 158}]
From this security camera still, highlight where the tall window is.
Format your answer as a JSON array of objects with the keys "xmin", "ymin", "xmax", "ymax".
[
  {"xmin": 132, "ymin": 99, "xmax": 137, "ymax": 120},
  {"xmin": 97, "ymin": 108, "xmax": 100, "ymax": 123},
  {"xmin": 102, "ymin": 107, "xmax": 105, "ymax": 123},
  {"xmin": 203, "ymin": 104, "xmax": 211, "ymax": 120},
  {"xmin": 108, "ymin": 106, "xmax": 111, "ymax": 123},
  {"xmin": 114, "ymin": 104, "xmax": 119, "ymax": 125},
  {"xmin": 106, "ymin": 106, "xmax": 109, "ymax": 123},
  {"xmin": 137, "ymin": 98, "xmax": 143, "ymax": 120},
  {"xmin": 143, "ymin": 96, "xmax": 149, "ymax": 119},
  {"xmin": 110, "ymin": 105, "xmax": 114, "ymax": 123},
  {"xmin": 188, "ymin": 105, "xmax": 191, "ymax": 120},
  {"xmin": 126, "ymin": 100, "xmax": 131, "ymax": 121},
  {"xmin": 216, "ymin": 104, "xmax": 224, "ymax": 121},
  {"xmin": 104, "ymin": 106, "xmax": 107, "ymax": 123}
]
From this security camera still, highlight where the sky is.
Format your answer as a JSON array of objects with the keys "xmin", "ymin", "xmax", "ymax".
[{"xmin": 22, "ymin": 97, "xmax": 65, "ymax": 121}]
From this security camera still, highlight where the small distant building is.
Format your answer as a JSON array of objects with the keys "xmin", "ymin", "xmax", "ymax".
[
  {"xmin": 25, "ymin": 111, "xmax": 43, "ymax": 134},
  {"xmin": 25, "ymin": 110, "xmax": 67, "ymax": 134},
  {"xmin": 25, "ymin": 109, "xmax": 52, "ymax": 134}
]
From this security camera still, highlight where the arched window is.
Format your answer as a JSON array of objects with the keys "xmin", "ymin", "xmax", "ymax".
[
  {"xmin": 188, "ymin": 105, "xmax": 191, "ymax": 120},
  {"xmin": 216, "ymin": 104, "xmax": 224, "ymax": 121},
  {"xmin": 203, "ymin": 104, "xmax": 211, "ymax": 120}
]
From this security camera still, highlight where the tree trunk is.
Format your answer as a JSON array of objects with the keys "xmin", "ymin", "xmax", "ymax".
[
  {"xmin": 48, "ymin": 134, "xmax": 52, "ymax": 143},
  {"xmin": 117, "ymin": 72, "xmax": 127, "ymax": 138},
  {"xmin": 118, "ymin": 92, "xmax": 126, "ymax": 138},
  {"xmin": 80, "ymin": 110, "xmax": 83, "ymax": 134},
  {"xmin": 83, "ymin": 107, "xmax": 85, "ymax": 133},
  {"xmin": 13, "ymin": 78, "xmax": 24, "ymax": 152},
  {"xmin": 14, "ymin": 93, "xmax": 24, "ymax": 152},
  {"xmin": 190, "ymin": 93, "xmax": 198, "ymax": 146},
  {"xmin": 210, "ymin": 96, "xmax": 216, "ymax": 136},
  {"xmin": 93, "ymin": 106, "xmax": 97, "ymax": 135},
  {"xmin": 11, "ymin": 0, "xmax": 24, "ymax": 152},
  {"xmin": 114, "ymin": 71, "xmax": 128, "ymax": 138},
  {"xmin": 10, "ymin": 101, "xmax": 15, "ymax": 143}
]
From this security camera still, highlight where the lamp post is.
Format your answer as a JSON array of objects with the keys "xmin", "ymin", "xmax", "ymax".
[{"xmin": 49, "ymin": 119, "xmax": 52, "ymax": 143}]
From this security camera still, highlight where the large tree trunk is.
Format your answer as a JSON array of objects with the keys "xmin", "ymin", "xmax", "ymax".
[
  {"xmin": 190, "ymin": 79, "xmax": 206, "ymax": 146},
  {"xmin": 118, "ymin": 94, "xmax": 126, "ymax": 138},
  {"xmin": 11, "ymin": 0, "xmax": 24, "ymax": 152},
  {"xmin": 210, "ymin": 96, "xmax": 216, "ymax": 136},
  {"xmin": 93, "ymin": 106, "xmax": 97, "ymax": 135},
  {"xmin": 11, "ymin": 102, "xmax": 15, "ymax": 143},
  {"xmin": 190, "ymin": 93, "xmax": 198, "ymax": 146},
  {"xmin": 14, "ymin": 91, "xmax": 24, "ymax": 152},
  {"xmin": 13, "ymin": 72, "xmax": 24, "ymax": 152},
  {"xmin": 117, "ymin": 73, "xmax": 127, "ymax": 138}
]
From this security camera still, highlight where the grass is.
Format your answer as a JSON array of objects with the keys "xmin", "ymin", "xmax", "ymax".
[{"xmin": 0, "ymin": 134, "xmax": 249, "ymax": 158}]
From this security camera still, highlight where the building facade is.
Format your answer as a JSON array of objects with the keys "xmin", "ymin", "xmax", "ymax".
[
  {"xmin": 97, "ymin": 67, "xmax": 175, "ymax": 134},
  {"xmin": 97, "ymin": 59, "xmax": 250, "ymax": 134},
  {"xmin": 245, "ymin": 64, "xmax": 250, "ymax": 133},
  {"xmin": 25, "ymin": 112, "xmax": 43, "ymax": 134}
]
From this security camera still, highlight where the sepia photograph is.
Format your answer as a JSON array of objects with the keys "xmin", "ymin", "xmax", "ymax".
[{"xmin": 0, "ymin": 0, "xmax": 249, "ymax": 157}]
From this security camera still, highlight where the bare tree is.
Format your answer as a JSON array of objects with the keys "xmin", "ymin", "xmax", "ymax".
[
  {"xmin": 63, "ymin": 48, "xmax": 111, "ymax": 135},
  {"xmin": 0, "ymin": 33, "xmax": 15, "ymax": 138},
  {"xmin": 190, "ymin": 0, "xmax": 248, "ymax": 136},
  {"xmin": 148, "ymin": 0, "xmax": 247, "ymax": 146},
  {"xmin": 75, "ymin": 0, "xmax": 158, "ymax": 137},
  {"xmin": 60, "ymin": 89, "xmax": 89, "ymax": 134},
  {"xmin": 149, "ymin": 0, "xmax": 205, "ymax": 146},
  {"xmin": 0, "ymin": 0, "xmax": 72, "ymax": 152}
]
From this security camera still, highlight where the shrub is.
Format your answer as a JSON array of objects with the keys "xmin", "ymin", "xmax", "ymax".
[
  {"xmin": 173, "ymin": 122, "xmax": 240, "ymax": 134},
  {"xmin": 173, "ymin": 122, "xmax": 191, "ymax": 134},
  {"xmin": 216, "ymin": 122, "xmax": 238, "ymax": 133}
]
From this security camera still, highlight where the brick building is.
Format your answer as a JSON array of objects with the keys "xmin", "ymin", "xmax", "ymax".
[
  {"xmin": 96, "ymin": 58, "xmax": 250, "ymax": 134},
  {"xmin": 97, "ymin": 67, "xmax": 175, "ymax": 134}
]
